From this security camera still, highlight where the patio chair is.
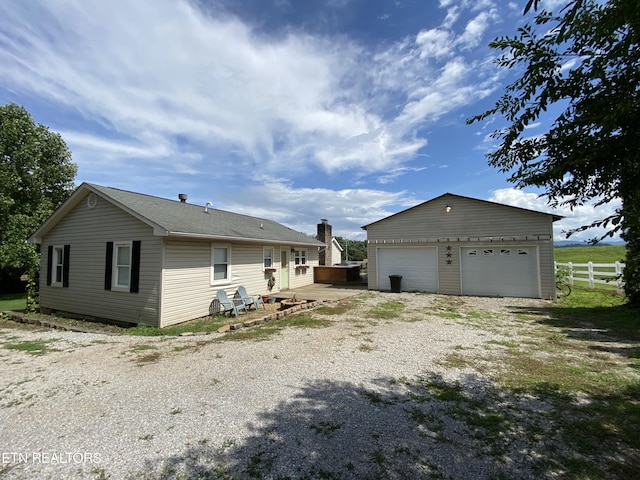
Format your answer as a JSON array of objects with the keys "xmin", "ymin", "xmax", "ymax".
[
  {"xmin": 215, "ymin": 289, "xmax": 246, "ymax": 318},
  {"xmin": 236, "ymin": 285, "xmax": 265, "ymax": 311}
]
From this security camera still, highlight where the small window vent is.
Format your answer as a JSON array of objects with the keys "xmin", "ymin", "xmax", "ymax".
[{"xmin": 87, "ymin": 193, "xmax": 98, "ymax": 209}]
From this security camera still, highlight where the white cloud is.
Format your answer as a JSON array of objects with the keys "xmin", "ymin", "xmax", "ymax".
[
  {"xmin": 396, "ymin": 55, "xmax": 498, "ymax": 127},
  {"xmin": 59, "ymin": 131, "xmax": 172, "ymax": 160},
  {"xmin": 442, "ymin": 6, "xmax": 460, "ymax": 29},
  {"xmin": 8, "ymin": 0, "xmax": 616, "ymax": 253},
  {"xmin": 457, "ymin": 11, "xmax": 495, "ymax": 49},
  {"xmin": 416, "ymin": 29, "xmax": 454, "ymax": 59},
  {"xmin": 474, "ymin": 131, "xmax": 499, "ymax": 152},
  {"xmin": 488, "ymin": 188, "xmax": 622, "ymax": 242},
  {"xmin": 539, "ymin": 0, "xmax": 570, "ymax": 11},
  {"xmin": 441, "ymin": 0, "xmax": 496, "ymax": 12},
  {"xmin": 215, "ymin": 182, "xmax": 420, "ymax": 240},
  {"xmin": 0, "ymin": 0, "xmax": 505, "ymax": 183},
  {"xmin": 376, "ymin": 166, "xmax": 428, "ymax": 184}
]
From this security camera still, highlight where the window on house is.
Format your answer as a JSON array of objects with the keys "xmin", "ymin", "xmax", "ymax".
[
  {"xmin": 483, "ymin": 249, "xmax": 495, "ymax": 256},
  {"xmin": 294, "ymin": 249, "xmax": 307, "ymax": 265},
  {"xmin": 467, "ymin": 249, "xmax": 478, "ymax": 256},
  {"xmin": 263, "ymin": 247, "xmax": 273, "ymax": 269},
  {"xmin": 114, "ymin": 242, "xmax": 132, "ymax": 289},
  {"xmin": 104, "ymin": 241, "xmax": 140, "ymax": 293},
  {"xmin": 211, "ymin": 245, "xmax": 231, "ymax": 283},
  {"xmin": 517, "ymin": 249, "xmax": 529, "ymax": 255},
  {"xmin": 53, "ymin": 247, "xmax": 64, "ymax": 285},
  {"xmin": 500, "ymin": 249, "xmax": 512, "ymax": 256},
  {"xmin": 49, "ymin": 245, "xmax": 70, "ymax": 287}
]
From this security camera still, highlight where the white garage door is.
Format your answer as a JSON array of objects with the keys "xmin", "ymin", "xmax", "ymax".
[
  {"xmin": 377, "ymin": 247, "xmax": 438, "ymax": 292},
  {"xmin": 461, "ymin": 246, "xmax": 540, "ymax": 298}
]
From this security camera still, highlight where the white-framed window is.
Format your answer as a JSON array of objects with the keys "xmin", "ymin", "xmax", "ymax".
[
  {"xmin": 52, "ymin": 246, "xmax": 65, "ymax": 286},
  {"xmin": 113, "ymin": 242, "xmax": 132, "ymax": 290},
  {"xmin": 517, "ymin": 249, "xmax": 530, "ymax": 256},
  {"xmin": 483, "ymin": 249, "xmax": 495, "ymax": 256},
  {"xmin": 105, "ymin": 241, "xmax": 140, "ymax": 293},
  {"xmin": 211, "ymin": 244, "xmax": 231, "ymax": 284},
  {"xmin": 467, "ymin": 249, "xmax": 478, "ymax": 256},
  {"xmin": 263, "ymin": 247, "xmax": 273, "ymax": 269},
  {"xmin": 500, "ymin": 249, "xmax": 512, "ymax": 256},
  {"xmin": 294, "ymin": 249, "xmax": 307, "ymax": 265}
]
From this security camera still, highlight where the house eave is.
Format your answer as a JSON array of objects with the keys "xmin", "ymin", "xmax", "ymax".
[
  {"xmin": 27, "ymin": 234, "xmax": 42, "ymax": 244},
  {"xmin": 166, "ymin": 231, "xmax": 323, "ymax": 247}
]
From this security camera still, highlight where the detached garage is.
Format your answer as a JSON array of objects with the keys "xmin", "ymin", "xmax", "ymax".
[{"xmin": 362, "ymin": 193, "xmax": 561, "ymax": 299}]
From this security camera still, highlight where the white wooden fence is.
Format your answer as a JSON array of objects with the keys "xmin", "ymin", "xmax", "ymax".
[{"xmin": 554, "ymin": 261, "xmax": 626, "ymax": 293}]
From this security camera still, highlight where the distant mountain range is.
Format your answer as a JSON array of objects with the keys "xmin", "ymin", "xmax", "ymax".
[{"xmin": 555, "ymin": 240, "xmax": 626, "ymax": 247}]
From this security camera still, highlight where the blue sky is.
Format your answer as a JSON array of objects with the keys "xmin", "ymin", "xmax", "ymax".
[{"xmin": 0, "ymin": 0, "xmax": 620, "ymax": 242}]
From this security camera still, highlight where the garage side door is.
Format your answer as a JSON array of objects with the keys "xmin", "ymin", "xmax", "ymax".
[
  {"xmin": 376, "ymin": 247, "xmax": 438, "ymax": 292},
  {"xmin": 461, "ymin": 246, "xmax": 540, "ymax": 298}
]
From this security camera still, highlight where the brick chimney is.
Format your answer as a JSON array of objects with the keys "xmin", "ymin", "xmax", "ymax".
[{"xmin": 317, "ymin": 219, "xmax": 332, "ymax": 265}]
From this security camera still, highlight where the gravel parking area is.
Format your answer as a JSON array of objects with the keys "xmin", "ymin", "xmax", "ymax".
[{"xmin": 0, "ymin": 292, "xmax": 630, "ymax": 479}]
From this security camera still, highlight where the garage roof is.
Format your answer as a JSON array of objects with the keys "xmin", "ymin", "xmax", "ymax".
[{"xmin": 361, "ymin": 192, "xmax": 563, "ymax": 230}]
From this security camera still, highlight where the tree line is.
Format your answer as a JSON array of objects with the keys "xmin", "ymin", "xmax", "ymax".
[{"xmin": 333, "ymin": 236, "xmax": 367, "ymax": 263}]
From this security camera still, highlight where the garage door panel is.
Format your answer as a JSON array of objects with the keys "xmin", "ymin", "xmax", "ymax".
[
  {"xmin": 377, "ymin": 247, "xmax": 437, "ymax": 292},
  {"xmin": 461, "ymin": 247, "xmax": 539, "ymax": 298}
]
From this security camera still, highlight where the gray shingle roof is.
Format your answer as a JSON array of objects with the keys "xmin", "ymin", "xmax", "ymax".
[
  {"xmin": 30, "ymin": 183, "xmax": 324, "ymax": 247},
  {"xmin": 83, "ymin": 183, "xmax": 323, "ymax": 246}
]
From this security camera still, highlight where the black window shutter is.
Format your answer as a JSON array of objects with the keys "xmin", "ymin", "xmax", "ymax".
[
  {"xmin": 46, "ymin": 245, "xmax": 53, "ymax": 286},
  {"xmin": 104, "ymin": 242, "xmax": 113, "ymax": 290},
  {"xmin": 130, "ymin": 241, "xmax": 141, "ymax": 293},
  {"xmin": 62, "ymin": 245, "xmax": 70, "ymax": 288}
]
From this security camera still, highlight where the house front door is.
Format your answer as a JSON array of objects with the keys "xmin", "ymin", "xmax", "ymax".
[{"xmin": 280, "ymin": 248, "xmax": 289, "ymax": 290}]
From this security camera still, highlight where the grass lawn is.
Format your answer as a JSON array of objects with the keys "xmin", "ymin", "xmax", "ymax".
[
  {"xmin": 554, "ymin": 244, "xmax": 626, "ymax": 264},
  {"xmin": 0, "ymin": 293, "xmax": 27, "ymax": 312},
  {"xmin": 0, "ymin": 296, "xmax": 289, "ymax": 336},
  {"xmin": 555, "ymin": 244, "xmax": 627, "ymax": 292},
  {"xmin": 127, "ymin": 317, "xmax": 230, "ymax": 336}
]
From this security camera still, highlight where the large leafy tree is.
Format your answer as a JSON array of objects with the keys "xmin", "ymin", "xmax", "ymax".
[
  {"xmin": 334, "ymin": 237, "xmax": 368, "ymax": 263},
  {"xmin": 0, "ymin": 104, "xmax": 77, "ymax": 302},
  {"xmin": 468, "ymin": 0, "xmax": 640, "ymax": 306}
]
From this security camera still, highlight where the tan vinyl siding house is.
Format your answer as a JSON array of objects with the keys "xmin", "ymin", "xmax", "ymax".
[
  {"xmin": 160, "ymin": 240, "xmax": 319, "ymax": 327},
  {"xmin": 362, "ymin": 193, "xmax": 561, "ymax": 300},
  {"xmin": 29, "ymin": 183, "xmax": 324, "ymax": 327}
]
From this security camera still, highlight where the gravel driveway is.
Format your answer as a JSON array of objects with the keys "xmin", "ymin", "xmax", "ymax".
[{"xmin": 0, "ymin": 292, "xmax": 618, "ymax": 479}]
